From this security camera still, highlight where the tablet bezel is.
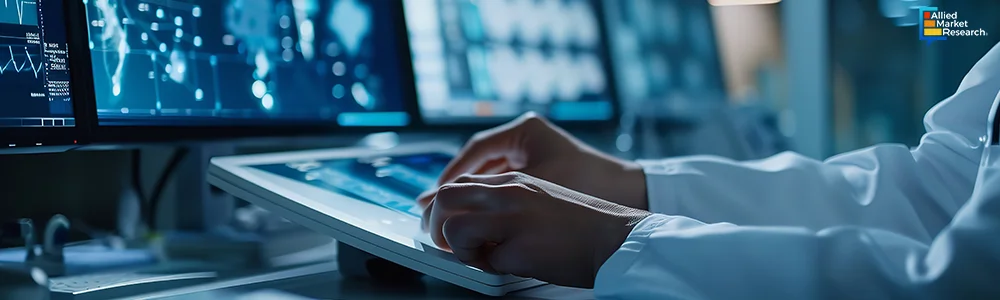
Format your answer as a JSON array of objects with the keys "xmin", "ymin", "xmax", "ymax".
[{"xmin": 207, "ymin": 142, "xmax": 544, "ymax": 295}]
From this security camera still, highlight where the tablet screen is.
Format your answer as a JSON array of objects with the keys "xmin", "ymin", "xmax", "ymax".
[{"xmin": 250, "ymin": 153, "xmax": 452, "ymax": 218}]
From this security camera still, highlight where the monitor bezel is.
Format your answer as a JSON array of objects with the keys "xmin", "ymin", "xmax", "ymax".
[
  {"xmin": 0, "ymin": 0, "xmax": 92, "ymax": 153},
  {"xmin": 72, "ymin": 0, "xmax": 422, "ymax": 145},
  {"xmin": 397, "ymin": 0, "xmax": 622, "ymax": 132}
]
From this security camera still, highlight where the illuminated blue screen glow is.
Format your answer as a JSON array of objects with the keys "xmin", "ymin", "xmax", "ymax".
[
  {"xmin": 86, "ymin": 0, "xmax": 409, "ymax": 127},
  {"xmin": 403, "ymin": 0, "xmax": 616, "ymax": 124},
  {"xmin": 0, "ymin": 0, "xmax": 76, "ymax": 128}
]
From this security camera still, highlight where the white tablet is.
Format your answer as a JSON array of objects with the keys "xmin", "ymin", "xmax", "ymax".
[{"xmin": 207, "ymin": 142, "xmax": 545, "ymax": 296}]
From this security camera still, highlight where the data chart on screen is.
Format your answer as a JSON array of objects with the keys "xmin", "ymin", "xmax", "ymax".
[
  {"xmin": 86, "ymin": 0, "xmax": 410, "ymax": 127},
  {"xmin": 0, "ymin": 0, "xmax": 76, "ymax": 128},
  {"xmin": 404, "ymin": 0, "xmax": 615, "ymax": 124}
]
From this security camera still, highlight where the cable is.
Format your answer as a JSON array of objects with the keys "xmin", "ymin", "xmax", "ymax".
[
  {"xmin": 130, "ymin": 149, "xmax": 146, "ymax": 211},
  {"xmin": 147, "ymin": 148, "xmax": 189, "ymax": 230},
  {"xmin": 131, "ymin": 147, "xmax": 190, "ymax": 232}
]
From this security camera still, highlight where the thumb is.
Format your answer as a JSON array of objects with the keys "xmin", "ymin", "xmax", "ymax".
[{"xmin": 485, "ymin": 238, "xmax": 535, "ymax": 277}]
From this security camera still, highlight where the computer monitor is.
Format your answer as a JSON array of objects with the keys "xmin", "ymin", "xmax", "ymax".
[
  {"xmin": 402, "ymin": 0, "xmax": 619, "ymax": 126},
  {"xmin": 82, "ymin": 0, "xmax": 415, "ymax": 142},
  {"xmin": 0, "ymin": 0, "xmax": 88, "ymax": 152},
  {"xmin": 602, "ymin": 0, "xmax": 726, "ymax": 121}
]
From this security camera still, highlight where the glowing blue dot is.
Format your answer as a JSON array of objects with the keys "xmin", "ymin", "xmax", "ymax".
[
  {"xmin": 89, "ymin": 41, "xmax": 94, "ymax": 49},
  {"xmin": 141, "ymin": 32, "xmax": 148, "ymax": 41},
  {"xmin": 174, "ymin": 16, "xmax": 183, "ymax": 26},
  {"xmin": 210, "ymin": 55, "xmax": 217, "ymax": 66},
  {"xmin": 156, "ymin": 101, "xmax": 162, "ymax": 110},
  {"xmin": 355, "ymin": 64, "xmax": 368, "ymax": 79},
  {"xmin": 156, "ymin": 8, "xmax": 164, "ymax": 19},
  {"xmin": 279, "ymin": 16, "xmax": 291, "ymax": 29},
  {"xmin": 192, "ymin": 6, "xmax": 201, "ymax": 17},
  {"xmin": 193, "ymin": 36, "xmax": 202, "ymax": 47},
  {"xmin": 159, "ymin": 43, "xmax": 167, "ymax": 52},
  {"xmin": 195, "ymin": 89, "xmax": 204, "ymax": 100},
  {"xmin": 332, "ymin": 84, "xmax": 345, "ymax": 98},
  {"xmin": 252, "ymin": 80, "xmax": 267, "ymax": 98},
  {"xmin": 332, "ymin": 62, "xmax": 346, "ymax": 76},
  {"xmin": 261, "ymin": 94, "xmax": 274, "ymax": 110},
  {"xmin": 175, "ymin": 28, "xmax": 183, "ymax": 38}
]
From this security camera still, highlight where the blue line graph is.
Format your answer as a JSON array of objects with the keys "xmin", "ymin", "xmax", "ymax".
[
  {"xmin": 0, "ymin": 0, "xmax": 37, "ymax": 26},
  {"xmin": 0, "ymin": 45, "xmax": 43, "ymax": 78}
]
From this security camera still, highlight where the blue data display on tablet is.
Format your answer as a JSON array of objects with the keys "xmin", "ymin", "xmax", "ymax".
[{"xmin": 251, "ymin": 153, "xmax": 452, "ymax": 217}]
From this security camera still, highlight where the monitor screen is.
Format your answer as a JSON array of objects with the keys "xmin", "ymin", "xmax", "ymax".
[
  {"xmin": 0, "ymin": 0, "xmax": 76, "ymax": 128},
  {"xmin": 85, "ymin": 0, "xmax": 410, "ymax": 127},
  {"xmin": 603, "ymin": 0, "xmax": 726, "ymax": 119},
  {"xmin": 403, "ymin": 0, "xmax": 616, "ymax": 124}
]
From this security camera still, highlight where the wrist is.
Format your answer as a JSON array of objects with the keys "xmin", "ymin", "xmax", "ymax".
[
  {"xmin": 620, "ymin": 161, "xmax": 649, "ymax": 210},
  {"xmin": 591, "ymin": 210, "xmax": 651, "ymax": 285}
]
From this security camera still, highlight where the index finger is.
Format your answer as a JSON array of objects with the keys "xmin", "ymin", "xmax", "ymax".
[
  {"xmin": 417, "ymin": 169, "xmax": 513, "ymax": 209},
  {"xmin": 437, "ymin": 114, "xmax": 536, "ymax": 185}
]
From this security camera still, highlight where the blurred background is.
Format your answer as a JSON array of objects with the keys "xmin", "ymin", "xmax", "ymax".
[
  {"xmin": 3, "ymin": 0, "xmax": 1000, "ymax": 255},
  {"xmin": 613, "ymin": 0, "xmax": 998, "ymax": 161},
  {"xmin": 715, "ymin": 0, "xmax": 998, "ymax": 158}
]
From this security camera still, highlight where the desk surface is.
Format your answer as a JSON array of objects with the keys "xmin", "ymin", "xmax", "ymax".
[{"xmin": 121, "ymin": 262, "xmax": 594, "ymax": 300}]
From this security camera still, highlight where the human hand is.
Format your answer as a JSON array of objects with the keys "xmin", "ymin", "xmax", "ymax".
[
  {"xmin": 418, "ymin": 112, "xmax": 648, "ymax": 211},
  {"xmin": 423, "ymin": 172, "xmax": 652, "ymax": 288}
]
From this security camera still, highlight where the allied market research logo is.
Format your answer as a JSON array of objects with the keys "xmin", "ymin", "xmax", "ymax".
[{"xmin": 919, "ymin": 7, "xmax": 989, "ymax": 43}]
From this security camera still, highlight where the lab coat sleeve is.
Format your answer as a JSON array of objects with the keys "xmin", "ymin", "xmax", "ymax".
[
  {"xmin": 638, "ymin": 42, "xmax": 1000, "ymax": 241},
  {"xmin": 594, "ymin": 159, "xmax": 1000, "ymax": 300}
]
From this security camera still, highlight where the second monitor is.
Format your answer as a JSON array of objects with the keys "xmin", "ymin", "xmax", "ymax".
[
  {"xmin": 403, "ymin": 0, "xmax": 618, "ymax": 125},
  {"xmin": 85, "ymin": 0, "xmax": 411, "ymax": 128}
]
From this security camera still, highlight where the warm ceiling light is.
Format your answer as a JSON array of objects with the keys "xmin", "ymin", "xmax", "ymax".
[{"xmin": 709, "ymin": 0, "xmax": 782, "ymax": 6}]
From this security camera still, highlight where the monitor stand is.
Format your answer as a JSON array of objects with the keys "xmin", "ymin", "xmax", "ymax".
[
  {"xmin": 136, "ymin": 143, "xmax": 263, "ymax": 266},
  {"xmin": 167, "ymin": 142, "xmax": 237, "ymax": 232}
]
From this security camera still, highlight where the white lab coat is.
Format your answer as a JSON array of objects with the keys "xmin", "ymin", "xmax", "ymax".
[{"xmin": 594, "ymin": 42, "xmax": 1000, "ymax": 299}]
